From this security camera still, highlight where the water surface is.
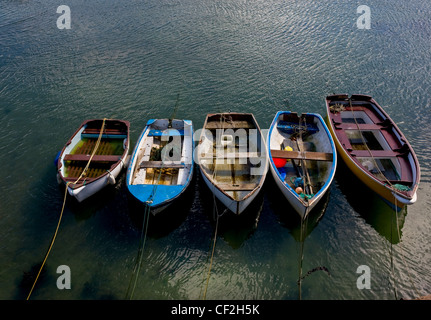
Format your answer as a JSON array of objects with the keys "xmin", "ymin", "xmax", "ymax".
[{"xmin": 1, "ymin": 0, "xmax": 430, "ymax": 300}]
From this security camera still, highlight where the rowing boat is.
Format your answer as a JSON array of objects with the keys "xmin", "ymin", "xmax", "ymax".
[
  {"xmin": 197, "ymin": 113, "xmax": 268, "ymax": 215},
  {"xmin": 325, "ymin": 94, "xmax": 420, "ymax": 209},
  {"xmin": 126, "ymin": 118, "xmax": 194, "ymax": 215},
  {"xmin": 267, "ymin": 111, "xmax": 337, "ymax": 219},
  {"xmin": 57, "ymin": 119, "xmax": 130, "ymax": 202}
]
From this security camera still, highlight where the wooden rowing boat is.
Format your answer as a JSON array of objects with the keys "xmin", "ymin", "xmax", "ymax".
[
  {"xmin": 325, "ymin": 94, "xmax": 420, "ymax": 209},
  {"xmin": 267, "ymin": 111, "xmax": 337, "ymax": 219},
  {"xmin": 126, "ymin": 118, "xmax": 194, "ymax": 215},
  {"xmin": 197, "ymin": 113, "xmax": 268, "ymax": 215},
  {"xmin": 57, "ymin": 119, "xmax": 130, "ymax": 202}
]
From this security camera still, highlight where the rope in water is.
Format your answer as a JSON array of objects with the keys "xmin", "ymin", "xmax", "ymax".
[
  {"xmin": 125, "ymin": 143, "xmax": 167, "ymax": 299},
  {"xmin": 26, "ymin": 118, "xmax": 107, "ymax": 300},
  {"xmin": 127, "ymin": 98, "xmax": 183, "ymax": 299},
  {"xmin": 346, "ymin": 101, "xmax": 419, "ymax": 298},
  {"xmin": 390, "ymin": 196, "xmax": 421, "ymax": 299},
  {"xmin": 200, "ymin": 113, "xmax": 230, "ymax": 300},
  {"xmin": 346, "ymin": 100, "xmax": 420, "ymax": 298},
  {"xmin": 297, "ymin": 216, "xmax": 308, "ymax": 300},
  {"xmin": 202, "ymin": 209, "xmax": 220, "ymax": 300},
  {"xmin": 125, "ymin": 200, "xmax": 152, "ymax": 299}
]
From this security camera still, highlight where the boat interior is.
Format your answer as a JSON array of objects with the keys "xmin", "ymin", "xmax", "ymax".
[
  {"xmin": 327, "ymin": 97, "xmax": 414, "ymax": 188},
  {"xmin": 199, "ymin": 114, "xmax": 267, "ymax": 200},
  {"xmin": 131, "ymin": 119, "xmax": 192, "ymax": 186},
  {"xmin": 63, "ymin": 120, "xmax": 128, "ymax": 182},
  {"xmin": 270, "ymin": 112, "xmax": 334, "ymax": 200}
]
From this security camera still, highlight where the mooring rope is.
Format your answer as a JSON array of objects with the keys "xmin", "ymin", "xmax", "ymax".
[
  {"xmin": 345, "ymin": 100, "xmax": 422, "ymax": 298},
  {"xmin": 200, "ymin": 115, "xmax": 229, "ymax": 299},
  {"xmin": 391, "ymin": 196, "xmax": 421, "ymax": 299},
  {"xmin": 389, "ymin": 205, "xmax": 399, "ymax": 300},
  {"xmin": 297, "ymin": 216, "xmax": 308, "ymax": 300},
  {"xmin": 26, "ymin": 118, "xmax": 107, "ymax": 300},
  {"xmin": 202, "ymin": 209, "xmax": 220, "ymax": 300},
  {"xmin": 201, "ymin": 151, "xmax": 220, "ymax": 299},
  {"xmin": 125, "ymin": 144, "xmax": 168, "ymax": 299},
  {"xmin": 26, "ymin": 180, "xmax": 69, "ymax": 300},
  {"xmin": 125, "ymin": 200, "xmax": 152, "ymax": 299},
  {"xmin": 347, "ymin": 101, "xmax": 420, "ymax": 298}
]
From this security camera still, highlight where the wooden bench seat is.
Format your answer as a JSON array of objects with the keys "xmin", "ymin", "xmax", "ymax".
[
  {"xmin": 82, "ymin": 128, "xmax": 126, "ymax": 135},
  {"xmin": 350, "ymin": 150, "xmax": 402, "ymax": 158},
  {"xmin": 335, "ymin": 123, "xmax": 382, "ymax": 131},
  {"xmin": 64, "ymin": 154, "xmax": 121, "ymax": 162},
  {"xmin": 216, "ymin": 183, "xmax": 258, "ymax": 191},
  {"xmin": 82, "ymin": 128, "xmax": 128, "ymax": 139},
  {"xmin": 139, "ymin": 161, "xmax": 185, "ymax": 169},
  {"xmin": 271, "ymin": 150, "xmax": 333, "ymax": 161},
  {"xmin": 205, "ymin": 121, "xmax": 255, "ymax": 129},
  {"xmin": 199, "ymin": 152, "xmax": 262, "ymax": 160}
]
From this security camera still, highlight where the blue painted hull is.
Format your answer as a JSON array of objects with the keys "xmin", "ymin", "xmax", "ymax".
[{"xmin": 126, "ymin": 119, "xmax": 194, "ymax": 215}]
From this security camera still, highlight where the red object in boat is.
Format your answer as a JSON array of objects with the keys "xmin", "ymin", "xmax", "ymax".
[{"xmin": 273, "ymin": 157, "xmax": 287, "ymax": 168}]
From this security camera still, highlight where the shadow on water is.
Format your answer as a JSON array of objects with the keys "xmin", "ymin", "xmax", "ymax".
[
  {"xmin": 265, "ymin": 173, "xmax": 329, "ymax": 242},
  {"xmin": 15, "ymin": 262, "xmax": 54, "ymax": 300},
  {"xmin": 16, "ymin": 163, "xmax": 132, "ymax": 300},
  {"xmin": 15, "ymin": 160, "xmax": 64, "ymax": 300},
  {"xmin": 335, "ymin": 158, "xmax": 406, "ymax": 244},
  {"xmin": 197, "ymin": 170, "xmax": 264, "ymax": 249},
  {"xmin": 265, "ymin": 173, "xmax": 331, "ymax": 300}
]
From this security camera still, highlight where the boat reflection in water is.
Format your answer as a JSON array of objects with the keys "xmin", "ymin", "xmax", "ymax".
[
  {"xmin": 335, "ymin": 158, "xmax": 406, "ymax": 244},
  {"xmin": 266, "ymin": 173, "xmax": 330, "ymax": 242},
  {"xmin": 198, "ymin": 170, "xmax": 265, "ymax": 249}
]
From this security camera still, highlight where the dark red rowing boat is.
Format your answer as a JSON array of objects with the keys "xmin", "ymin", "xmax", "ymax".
[{"xmin": 325, "ymin": 94, "xmax": 420, "ymax": 209}]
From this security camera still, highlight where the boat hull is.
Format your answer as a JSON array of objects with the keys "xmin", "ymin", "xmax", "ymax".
[
  {"xmin": 327, "ymin": 122, "xmax": 416, "ymax": 209},
  {"xmin": 199, "ymin": 166, "xmax": 261, "ymax": 215},
  {"xmin": 66, "ymin": 158, "xmax": 126, "ymax": 202}
]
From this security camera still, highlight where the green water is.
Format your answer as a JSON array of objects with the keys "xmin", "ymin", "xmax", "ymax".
[{"xmin": 1, "ymin": 0, "xmax": 430, "ymax": 300}]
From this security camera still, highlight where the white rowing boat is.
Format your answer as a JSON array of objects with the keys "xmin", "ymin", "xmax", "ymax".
[
  {"xmin": 57, "ymin": 119, "xmax": 130, "ymax": 202},
  {"xmin": 267, "ymin": 111, "xmax": 337, "ymax": 219},
  {"xmin": 197, "ymin": 112, "xmax": 268, "ymax": 215}
]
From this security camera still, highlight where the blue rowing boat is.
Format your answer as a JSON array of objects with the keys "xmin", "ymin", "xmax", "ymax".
[{"xmin": 126, "ymin": 119, "xmax": 194, "ymax": 215}]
